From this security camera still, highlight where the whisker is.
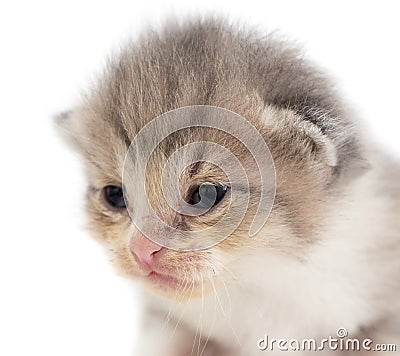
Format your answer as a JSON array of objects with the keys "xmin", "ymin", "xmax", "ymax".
[
  {"xmin": 197, "ymin": 274, "xmax": 205, "ymax": 356},
  {"xmin": 191, "ymin": 270, "xmax": 204, "ymax": 355},
  {"xmin": 218, "ymin": 275, "xmax": 232, "ymax": 320},
  {"xmin": 162, "ymin": 272, "xmax": 188, "ymax": 330},
  {"xmin": 212, "ymin": 273, "xmax": 245, "ymax": 356},
  {"xmin": 169, "ymin": 273, "xmax": 195, "ymax": 339},
  {"xmin": 216, "ymin": 261, "xmax": 239, "ymax": 281},
  {"xmin": 209, "ymin": 272, "xmax": 227, "ymax": 318},
  {"xmin": 199, "ymin": 276, "xmax": 217, "ymax": 356}
]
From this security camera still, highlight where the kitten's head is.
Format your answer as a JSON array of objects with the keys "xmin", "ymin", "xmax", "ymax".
[{"xmin": 57, "ymin": 19, "xmax": 363, "ymax": 299}]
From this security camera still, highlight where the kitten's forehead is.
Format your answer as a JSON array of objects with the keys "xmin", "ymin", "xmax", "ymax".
[
  {"xmin": 82, "ymin": 22, "xmax": 272, "ymax": 146},
  {"xmin": 81, "ymin": 85, "xmax": 264, "ymax": 186}
]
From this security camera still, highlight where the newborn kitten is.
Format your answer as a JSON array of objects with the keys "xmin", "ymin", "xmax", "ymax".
[{"xmin": 58, "ymin": 19, "xmax": 400, "ymax": 355}]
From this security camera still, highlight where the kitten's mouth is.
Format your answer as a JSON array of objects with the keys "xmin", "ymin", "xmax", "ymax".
[
  {"xmin": 146, "ymin": 271, "xmax": 182, "ymax": 289},
  {"xmin": 145, "ymin": 270, "xmax": 205, "ymax": 300}
]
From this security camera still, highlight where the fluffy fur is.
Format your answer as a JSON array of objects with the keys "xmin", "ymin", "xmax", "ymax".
[{"xmin": 58, "ymin": 18, "xmax": 400, "ymax": 355}]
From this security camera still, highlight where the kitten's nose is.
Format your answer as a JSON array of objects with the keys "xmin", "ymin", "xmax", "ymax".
[{"xmin": 129, "ymin": 231, "xmax": 162, "ymax": 268}]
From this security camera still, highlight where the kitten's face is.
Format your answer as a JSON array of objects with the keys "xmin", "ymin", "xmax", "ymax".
[
  {"xmin": 61, "ymin": 102, "xmax": 334, "ymax": 300},
  {"xmin": 58, "ymin": 21, "xmax": 356, "ymax": 300}
]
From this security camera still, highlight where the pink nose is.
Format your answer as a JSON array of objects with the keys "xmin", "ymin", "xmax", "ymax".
[{"xmin": 129, "ymin": 232, "xmax": 162, "ymax": 267}]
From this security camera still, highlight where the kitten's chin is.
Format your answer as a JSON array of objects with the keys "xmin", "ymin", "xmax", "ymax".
[{"xmin": 142, "ymin": 271, "xmax": 213, "ymax": 300}]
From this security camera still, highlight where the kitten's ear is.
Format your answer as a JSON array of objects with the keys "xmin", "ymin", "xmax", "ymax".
[
  {"xmin": 262, "ymin": 106, "xmax": 359, "ymax": 181},
  {"xmin": 288, "ymin": 112, "xmax": 338, "ymax": 168},
  {"xmin": 53, "ymin": 109, "xmax": 83, "ymax": 151}
]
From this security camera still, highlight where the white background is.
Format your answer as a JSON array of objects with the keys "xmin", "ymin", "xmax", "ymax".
[{"xmin": 0, "ymin": 1, "xmax": 399, "ymax": 355}]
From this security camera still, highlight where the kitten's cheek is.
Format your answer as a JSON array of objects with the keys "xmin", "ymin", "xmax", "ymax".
[{"xmin": 129, "ymin": 231, "xmax": 163, "ymax": 272}]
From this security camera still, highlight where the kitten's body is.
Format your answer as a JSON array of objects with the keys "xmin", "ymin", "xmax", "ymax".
[{"xmin": 59, "ymin": 19, "xmax": 400, "ymax": 355}]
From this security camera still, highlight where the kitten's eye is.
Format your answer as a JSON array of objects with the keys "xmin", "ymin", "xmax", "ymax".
[
  {"xmin": 189, "ymin": 183, "xmax": 228, "ymax": 209},
  {"xmin": 103, "ymin": 185, "xmax": 126, "ymax": 209}
]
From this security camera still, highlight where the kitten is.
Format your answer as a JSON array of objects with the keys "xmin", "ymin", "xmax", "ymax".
[{"xmin": 57, "ymin": 18, "xmax": 400, "ymax": 355}]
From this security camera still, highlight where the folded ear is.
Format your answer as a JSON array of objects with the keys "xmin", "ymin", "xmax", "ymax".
[
  {"xmin": 288, "ymin": 112, "xmax": 338, "ymax": 168},
  {"xmin": 262, "ymin": 105, "xmax": 362, "ymax": 182}
]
